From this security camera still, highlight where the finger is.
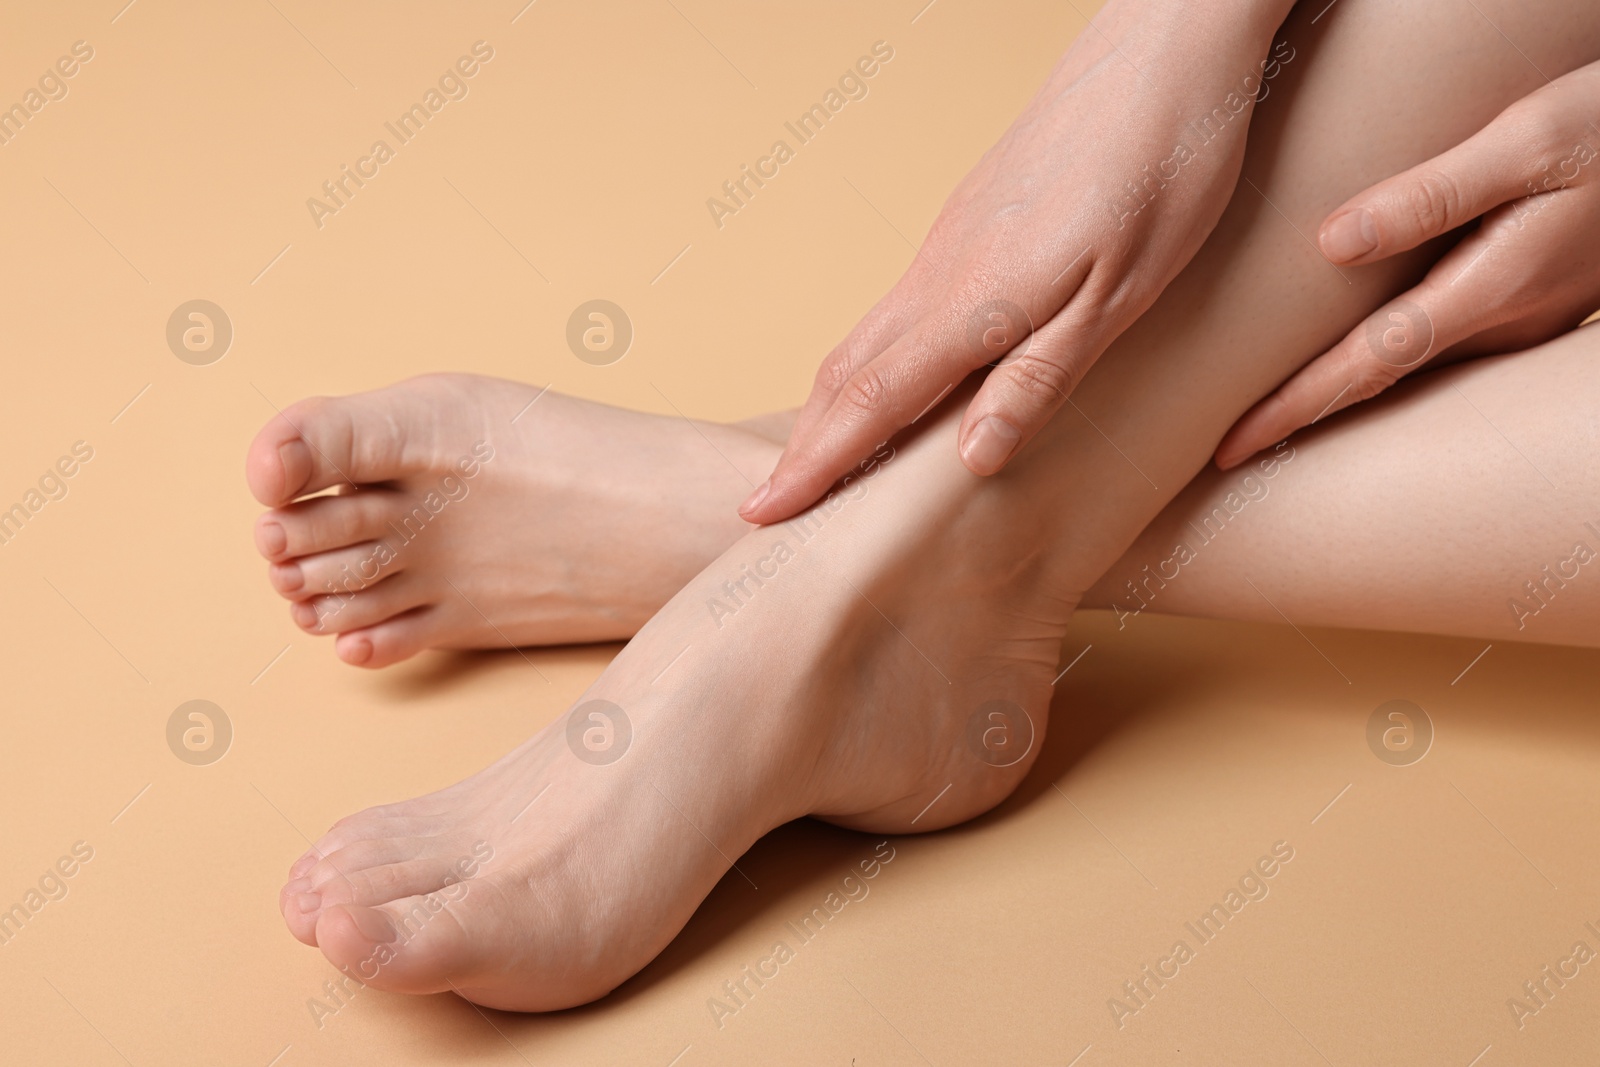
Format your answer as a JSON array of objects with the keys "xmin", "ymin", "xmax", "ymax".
[
  {"xmin": 1318, "ymin": 99, "xmax": 1566, "ymax": 265},
  {"xmin": 740, "ymin": 330, "xmax": 972, "ymax": 524},
  {"xmin": 788, "ymin": 274, "xmax": 936, "ymax": 448},
  {"xmin": 1215, "ymin": 239, "xmax": 1509, "ymax": 468},
  {"xmin": 754, "ymin": 250, "xmax": 1098, "ymax": 521},
  {"xmin": 956, "ymin": 300, "xmax": 1104, "ymax": 476}
]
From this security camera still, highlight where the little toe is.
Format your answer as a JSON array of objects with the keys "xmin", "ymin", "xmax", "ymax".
[{"xmin": 335, "ymin": 609, "xmax": 446, "ymax": 669}]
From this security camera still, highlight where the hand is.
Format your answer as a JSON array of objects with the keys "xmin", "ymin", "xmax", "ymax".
[
  {"xmin": 740, "ymin": 0, "xmax": 1296, "ymax": 523},
  {"xmin": 1216, "ymin": 60, "xmax": 1600, "ymax": 470}
]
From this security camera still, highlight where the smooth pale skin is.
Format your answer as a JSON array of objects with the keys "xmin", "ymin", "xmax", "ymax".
[
  {"xmin": 1218, "ymin": 57, "xmax": 1600, "ymax": 468},
  {"xmin": 740, "ymin": 0, "xmax": 1300, "ymax": 524}
]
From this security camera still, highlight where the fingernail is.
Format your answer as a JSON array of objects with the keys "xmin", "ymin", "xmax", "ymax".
[
  {"xmin": 961, "ymin": 416, "xmax": 1021, "ymax": 475},
  {"xmin": 295, "ymin": 892, "xmax": 322, "ymax": 915},
  {"xmin": 257, "ymin": 519, "xmax": 287, "ymax": 557},
  {"xmin": 739, "ymin": 478, "xmax": 771, "ymax": 518},
  {"xmin": 1321, "ymin": 209, "xmax": 1377, "ymax": 263},
  {"xmin": 347, "ymin": 906, "xmax": 398, "ymax": 944}
]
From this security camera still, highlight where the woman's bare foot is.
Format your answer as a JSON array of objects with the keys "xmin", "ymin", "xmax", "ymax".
[
  {"xmin": 245, "ymin": 374, "xmax": 778, "ymax": 666},
  {"xmin": 276, "ymin": 387, "xmax": 1083, "ymax": 1010}
]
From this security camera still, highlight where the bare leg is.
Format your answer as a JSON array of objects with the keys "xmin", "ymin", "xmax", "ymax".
[
  {"xmin": 266, "ymin": 0, "xmax": 1600, "ymax": 1010},
  {"xmin": 1086, "ymin": 325, "xmax": 1600, "ymax": 646},
  {"xmin": 248, "ymin": 0, "xmax": 1600, "ymax": 664}
]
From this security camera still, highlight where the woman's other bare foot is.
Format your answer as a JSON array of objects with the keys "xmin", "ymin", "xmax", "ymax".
[{"xmin": 245, "ymin": 374, "xmax": 778, "ymax": 666}]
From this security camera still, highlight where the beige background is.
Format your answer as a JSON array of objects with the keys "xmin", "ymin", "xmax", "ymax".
[{"xmin": 2, "ymin": 1, "xmax": 1598, "ymax": 1064}]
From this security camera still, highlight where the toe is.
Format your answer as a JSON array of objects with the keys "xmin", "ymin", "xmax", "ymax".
[
  {"xmin": 280, "ymin": 877, "xmax": 325, "ymax": 946},
  {"xmin": 256, "ymin": 489, "xmax": 404, "ymax": 562},
  {"xmin": 303, "ymin": 838, "xmax": 428, "ymax": 892},
  {"xmin": 285, "ymin": 834, "xmax": 465, "ymax": 944},
  {"xmin": 289, "ymin": 575, "xmax": 431, "ymax": 637},
  {"xmin": 245, "ymin": 385, "xmax": 442, "ymax": 506},
  {"xmin": 268, "ymin": 540, "xmax": 405, "ymax": 600},
  {"xmin": 335, "ymin": 608, "xmax": 445, "ymax": 668},
  {"xmin": 317, "ymin": 858, "xmax": 474, "ymax": 914},
  {"xmin": 316, "ymin": 898, "xmax": 478, "ymax": 996}
]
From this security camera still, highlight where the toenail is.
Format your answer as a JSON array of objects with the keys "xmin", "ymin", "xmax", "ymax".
[
  {"xmin": 295, "ymin": 893, "xmax": 322, "ymax": 915},
  {"xmin": 291, "ymin": 601, "xmax": 323, "ymax": 631},
  {"xmin": 257, "ymin": 520, "xmax": 287, "ymax": 557},
  {"xmin": 342, "ymin": 636, "xmax": 374, "ymax": 665},
  {"xmin": 347, "ymin": 907, "xmax": 398, "ymax": 944},
  {"xmin": 273, "ymin": 561, "xmax": 305, "ymax": 593},
  {"xmin": 290, "ymin": 852, "xmax": 318, "ymax": 878},
  {"xmin": 277, "ymin": 440, "xmax": 313, "ymax": 499}
]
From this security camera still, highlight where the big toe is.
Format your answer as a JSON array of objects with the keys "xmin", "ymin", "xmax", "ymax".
[
  {"xmin": 245, "ymin": 384, "xmax": 440, "ymax": 506},
  {"xmin": 315, "ymin": 899, "xmax": 474, "ymax": 996},
  {"xmin": 246, "ymin": 412, "xmax": 316, "ymax": 506}
]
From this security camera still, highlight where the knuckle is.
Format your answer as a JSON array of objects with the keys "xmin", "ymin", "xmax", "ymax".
[
  {"xmin": 813, "ymin": 349, "xmax": 857, "ymax": 395},
  {"xmin": 1350, "ymin": 358, "xmax": 1400, "ymax": 402},
  {"xmin": 1004, "ymin": 352, "xmax": 1074, "ymax": 404},
  {"xmin": 1504, "ymin": 96, "xmax": 1566, "ymax": 153},
  {"xmin": 840, "ymin": 366, "xmax": 890, "ymax": 417},
  {"xmin": 1404, "ymin": 171, "xmax": 1464, "ymax": 236}
]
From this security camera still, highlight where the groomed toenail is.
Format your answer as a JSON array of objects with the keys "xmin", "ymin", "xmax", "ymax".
[
  {"xmin": 342, "ymin": 637, "xmax": 374, "ymax": 665},
  {"xmin": 257, "ymin": 520, "xmax": 287, "ymax": 557},
  {"xmin": 295, "ymin": 893, "xmax": 322, "ymax": 915},
  {"xmin": 273, "ymin": 561, "xmax": 304, "ymax": 592},
  {"xmin": 347, "ymin": 907, "xmax": 398, "ymax": 944},
  {"xmin": 291, "ymin": 602, "xmax": 321, "ymax": 631},
  {"xmin": 277, "ymin": 439, "xmax": 313, "ymax": 500}
]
